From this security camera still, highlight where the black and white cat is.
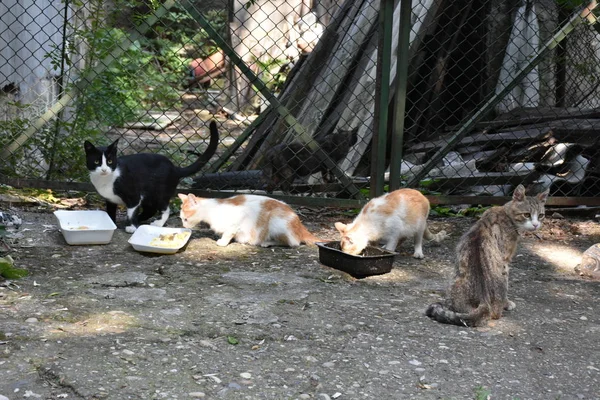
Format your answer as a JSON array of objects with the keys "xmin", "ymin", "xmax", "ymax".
[{"xmin": 84, "ymin": 121, "xmax": 219, "ymax": 233}]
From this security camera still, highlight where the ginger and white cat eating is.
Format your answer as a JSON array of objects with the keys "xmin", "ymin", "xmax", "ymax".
[
  {"xmin": 178, "ymin": 193, "xmax": 322, "ymax": 247},
  {"xmin": 335, "ymin": 188, "xmax": 447, "ymax": 258}
]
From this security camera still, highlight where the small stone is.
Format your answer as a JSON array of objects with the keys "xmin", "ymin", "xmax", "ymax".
[
  {"xmin": 0, "ymin": 395, "xmax": 10, "ymax": 400},
  {"xmin": 299, "ymin": 395, "xmax": 311, "ymax": 399},
  {"xmin": 239, "ymin": 372, "xmax": 252, "ymax": 379},
  {"xmin": 580, "ymin": 316, "xmax": 588, "ymax": 321},
  {"xmin": 306, "ymin": 356, "xmax": 318, "ymax": 363},
  {"xmin": 322, "ymin": 362, "xmax": 335, "ymax": 368},
  {"xmin": 188, "ymin": 392, "xmax": 205, "ymax": 398},
  {"xmin": 409, "ymin": 360, "xmax": 422, "ymax": 366},
  {"xmin": 552, "ymin": 212, "xmax": 564, "ymax": 219},
  {"xmin": 317, "ymin": 394, "xmax": 331, "ymax": 400},
  {"xmin": 122, "ymin": 349, "xmax": 135, "ymax": 356},
  {"xmin": 26, "ymin": 318, "xmax": 38, "ymax": 324},
  {"xmin": 228, "ymin": 383, "xmax": 242, "ymax": 390}
]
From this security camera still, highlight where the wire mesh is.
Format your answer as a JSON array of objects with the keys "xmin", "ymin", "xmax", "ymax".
[
  {"xmin": 403, "ymin": 0, "xmax": 600, "ymax": 201},
  {"xmin": 1, "ymin": 0, "xmax": 600, "ymax": 206}
]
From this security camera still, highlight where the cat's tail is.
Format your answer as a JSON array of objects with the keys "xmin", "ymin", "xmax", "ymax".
[
  {"xmin": 424, "ymin": 226, "xmax": 448, "ymax": 243},
  {"xmin": 425, "ymin": 302, "xmax": 488, "ymax": 327},
  {"xmin": 176, "ymin": 120, "xmax": 219, "ymax": 178},
  {"xmin": 297, "ymin": 224, "xmax": 326, "ymax": 246}
]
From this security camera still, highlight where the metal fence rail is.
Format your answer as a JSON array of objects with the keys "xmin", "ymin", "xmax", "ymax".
[{"xmin": 2, "ymin": 0, "xmax": 600, "ymax": 208}]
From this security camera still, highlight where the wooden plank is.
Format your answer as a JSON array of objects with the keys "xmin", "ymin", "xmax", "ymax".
[
  {"xmin": 410, "ymin": 0, "xmax": 476, "ymax": 139},
  {"xmin": 291, "ymin": 0, "xmax": 379, "ymax": 138},
  {"xmin": 408, "ymin": 126, "xmax": 551, "ymax": 152},
  {"xmin": 549, "ymin": 118, "xmax": 600, "ymax": 144},
  {"xmin": 427, "ymin": 195, "xmax": 600, "ymax": 207},
  {"xmin": 231, "ymin": 0, "xmax": 358, "ymax": 170},
  {"xmin": 409, "ymin": 117, "xmax": 600, "ymax": 154},
  {"xmin": 463, "ymin": 106, "xmax": 600, "ymax": 131},
  {"xmin": 423, "ymin": 171, "xmax": 538, "ymax": 192},
  {"xmin": 338, "ymin": 29, "xmax": 379, "ymax": 174}
]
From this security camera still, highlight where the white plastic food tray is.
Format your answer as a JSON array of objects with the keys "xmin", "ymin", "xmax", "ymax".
[
  {"xmin": 128, "ymin": 225, "xmax": 192, "ymax": 254},
  {"xmin": 54, "ymin": 210, "xmax": 117, "ymax": 245}
]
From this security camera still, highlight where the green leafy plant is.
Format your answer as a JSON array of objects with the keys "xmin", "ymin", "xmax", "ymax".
[
  {"xmin": 0, "ymin": 256, "xmax": 29, "ymax": 279},
  {"xmin": 459, "ymin": 205, "xmax": 490, "ymax": 218},
  {"xmin": 474, "ymin": 386, "xmax": 491, "ymax": 400},
  {"xmin": 3, "ymin": 0, "xmax": 220, "ymax": 181},
  {"xmin": 227, "ymin": 336, "xmax": 239, "ymax": 345},
  {"xmin": 430, "ymin": 206, "xmax": 459, "ymax": 217}
]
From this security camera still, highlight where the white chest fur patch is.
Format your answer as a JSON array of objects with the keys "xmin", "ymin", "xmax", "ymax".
[{"xmin": 90, "ymin": 165, "xmax": 124, "ymax": 205}]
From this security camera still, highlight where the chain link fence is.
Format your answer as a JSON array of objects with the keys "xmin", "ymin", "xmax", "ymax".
[{"xmin": 1, "ymin": 0, "xmax": 600, "ymax": 207}]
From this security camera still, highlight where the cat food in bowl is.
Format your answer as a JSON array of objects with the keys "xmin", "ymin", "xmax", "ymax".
[
  {"xmin": 316, "ymin": 241, "xmax": 397, "ymax": 279},
  {"xmin": 54, "ymin": 210, "xmax": 117, "ymax": 245},
  {"xmin": 128, "ymin": 225, "xmax": 192, "ymax": 254}
]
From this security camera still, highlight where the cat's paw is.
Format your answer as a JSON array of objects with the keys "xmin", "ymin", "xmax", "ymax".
[
  {"xmin": 505, "ymin": 300, "xmax": 516, "ymax": 311},
  {"xmin": 216, "ymin": 238, "xmax": 230, "ymax": 247},
  {"xmin": 125, "ymin": 225, "xmax": 137, "ymax": 233},
  {"xmin": 412, "ymin": 251, "xmax": 424, "ymax": 259}
]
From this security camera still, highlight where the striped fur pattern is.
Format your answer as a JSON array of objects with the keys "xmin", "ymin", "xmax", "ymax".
[
  {"xmin": 178, "ymin": 193, "xmax": 322, "ymax": 247},
  {"xmin": 334, "ymin": 188, "xmax": 447, "ymax": 258},
  {"xmin": 426, "ymin": 184, "xmax": 549, "ymax": 327}
]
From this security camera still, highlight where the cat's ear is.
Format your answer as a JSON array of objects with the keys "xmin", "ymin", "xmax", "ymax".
[
  {"xmin": 83, "ymin": 140, "xmax": 95, "ymax": 153},
  {"xmin": 334, "ymin": 222, "xmax": 347, "ymax": 234},
  {"xmin": 187, "ymin": 193, "xmax": 199, "ymax": 204},
  {"xmin": 512, "ymin": 184, "xmax": 526, "ymax": 202},
  {"xmin": 537, "ymin": 189, "xmax": 550, "ymax": 203},
  {"xmin": 108, "ymin": 139, "xmax": 119, "ymax": 148},
  {"xmin": 178, "ymin": 193, "xmax": 188, "ymax": 201}
]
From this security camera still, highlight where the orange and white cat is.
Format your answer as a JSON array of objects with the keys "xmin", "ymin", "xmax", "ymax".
[
  {"xmin": 178, "ymin": 193, "xmax": 322, "ymax": 247},
  {"xmin": 335, "ymin": 188, "xmax": 447, "ymax": 258}
]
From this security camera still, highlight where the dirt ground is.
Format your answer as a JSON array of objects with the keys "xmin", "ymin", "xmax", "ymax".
[{"xmin": 1, "ymin": 204, "xmax": 600, "ymax": 400}]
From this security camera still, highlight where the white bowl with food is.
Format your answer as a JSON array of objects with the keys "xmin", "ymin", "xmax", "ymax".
[
  {"xmin": 54, "ymin": 210, "xmax": 117, "ymax": 245},
  {"xmin": 128, "ymin": 225, "xmax": 192, "ymax": 254}
]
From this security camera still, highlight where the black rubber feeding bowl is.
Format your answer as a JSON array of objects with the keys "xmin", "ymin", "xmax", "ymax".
[{"xmin": 316, "ymin": 241, "xmax": 397, "ymax": 279}]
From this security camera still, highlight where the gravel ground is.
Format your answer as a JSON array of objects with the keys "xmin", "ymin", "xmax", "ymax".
[{"xmin": 1, "ymin": 206, "xmax": 599, "ymax": 400}]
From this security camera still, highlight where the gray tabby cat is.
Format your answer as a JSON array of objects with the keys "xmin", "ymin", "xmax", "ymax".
[{"xmin": 426, "ymin": 184, "xmax": 549, "ymax": 327}]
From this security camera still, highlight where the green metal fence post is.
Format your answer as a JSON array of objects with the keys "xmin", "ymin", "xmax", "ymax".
[
  {"xmin": 389, "ymin": 0, "xmax": 411, "ymax": 191},
  {"xmin": 371, "ymin": 0, "xmax": 395, "ymax": 198}
]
